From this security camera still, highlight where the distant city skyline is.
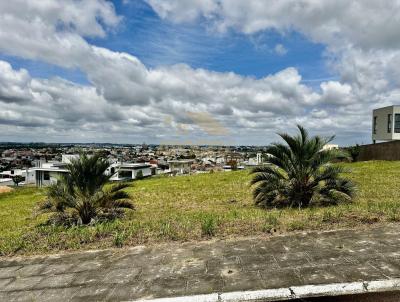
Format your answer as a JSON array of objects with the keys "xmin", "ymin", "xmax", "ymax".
[{"xmin": 1, "ymin": 1, "xmax": 400, "ymax": 145}]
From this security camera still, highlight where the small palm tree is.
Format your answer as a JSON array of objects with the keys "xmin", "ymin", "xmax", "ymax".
[
  {"xmin": 42, "ymin": 153, "xmax": 134, "ymax": 225},
  {"xmin": 250, "ymin": 125, "xmax": 355, "ymax": 208}
]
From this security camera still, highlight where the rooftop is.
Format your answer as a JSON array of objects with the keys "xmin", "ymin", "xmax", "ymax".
[{"xmin": 117, "ymin": 163, "xmax": 152, "ymax": 169}]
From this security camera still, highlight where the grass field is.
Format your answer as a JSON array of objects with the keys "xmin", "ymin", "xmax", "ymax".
[{"xmin": 1, "ymin": 160, "xmax": 400, "ymax": 256}]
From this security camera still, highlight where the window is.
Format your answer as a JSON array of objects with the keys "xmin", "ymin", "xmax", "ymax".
[
  {"xmin": 43, "ymin": 171, "xmax": 50, "ymax": 181},
  {"xmin": 373, "ymin": 116, "xmax": 377, "ymax": 134},
  {"xmin": 119, "ymin": 170, "xmax": 131, "ymax": 178},
  {"xmin": 388, "ymin": 114, "xmax": 392, "ymax": 133},
  {"xmin": 395, "ymin": 114, "xmax": 400, "ymax": 133}
]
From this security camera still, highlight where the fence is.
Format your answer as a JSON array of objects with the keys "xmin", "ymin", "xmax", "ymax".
[{"xmin": 358, "ymin": 140, "xmax": 400, "ymax": 161}]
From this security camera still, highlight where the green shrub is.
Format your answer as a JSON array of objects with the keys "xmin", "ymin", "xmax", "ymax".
[
  {"xmin": 347, "ymin": 144, "xmax": 361, "ymax": 162},
  {"xmin": 201, "ymin": 214, "xmax": 217, "ymax": 237},
  {"xmin": 250, "ymin": 125, "xmax": 355, "ymax": 208},
  {"xmin": 42, "ymin": 153, "xmax": 134, "ymax": 226},
  {"xmin": 287, "ymin": 219, "xmax": 306, "ymax": 231},
  {"xmin": 158, "ymin": 220, "xmax": 179, "ymax": 240},
  {"xmin": 12, "ymin": 175, "xmax": 24, "ymax": 186},
  {"xmin": 262, "ymin": 212, "xmax": 279, "ymax": 233},
  {"xmin": 113, "ymin": 230, "xmax": 126, "ymax": 247}
]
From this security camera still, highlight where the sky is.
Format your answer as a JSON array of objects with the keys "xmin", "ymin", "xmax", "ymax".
[{"xmin": 1, "ymin": 1, "xmax": 400, "ymax": 146}]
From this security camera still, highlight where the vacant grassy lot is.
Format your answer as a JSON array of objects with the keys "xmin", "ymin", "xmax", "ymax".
[{"xmin": 1, "ymin": 161, "xmax": 400, "ymax": 256}]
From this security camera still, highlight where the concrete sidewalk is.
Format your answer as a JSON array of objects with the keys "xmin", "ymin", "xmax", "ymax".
[{"xmin": 1, "ymin": 225, "xmax": 400, "ymax": 301}]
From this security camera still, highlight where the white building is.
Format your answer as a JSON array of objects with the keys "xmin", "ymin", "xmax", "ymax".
[
  {"xmin": 31, "ymin": 155, "xmax": 81, "ymax": 187},
  {"xmin": 33, "ymin": 162, "xmax": 69, "ymax": 187},
  {"xmin": 0, "ymin": 178, "xmax": 14, "ymax": 186},
  {"xmin": 322, "ymin": 144, "xmax": 339, "ymax": 151},
  {"xmin": 168, "ymin": 160, "xmax": 194, "ymax": 175},
  {"xmin": 246, "ymin": 152, "xmax": 264, "ymax": 166},
  {"xmin": 0, "ymin": 168, "xmax": 35, "ymax": 185},
  {"xmin": 372, "ymin": 105, "xmax": 400, "ymax": 143},
  {"xmin": 256, "ymin": 152, "xmax": 262, "ymax": 164},
  {"xmin": 109, "ymin": 163, "xmax": 153, "ymax": 181}
]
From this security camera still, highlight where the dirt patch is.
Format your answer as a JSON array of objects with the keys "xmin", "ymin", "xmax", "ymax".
[{"xmin": 0, "ymin": 186, "xmax": 14, "ymax": 194}]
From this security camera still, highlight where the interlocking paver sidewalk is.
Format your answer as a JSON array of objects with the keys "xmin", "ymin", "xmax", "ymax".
[{"xmin": 1, "ymin": 224, "xmax": 400, "ymax": 301}]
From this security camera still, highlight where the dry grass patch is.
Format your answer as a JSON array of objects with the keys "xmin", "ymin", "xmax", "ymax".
[{"xmin": 0, "ymin": 186, "xmax": 13, "ymax": 194}]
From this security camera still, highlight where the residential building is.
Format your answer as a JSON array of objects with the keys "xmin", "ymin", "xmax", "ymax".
[
  {"xmin": 372, "ymin": 105, "xmax": 400, "ymax": 143},
  {"xmin": 168, "ymin": 160, "xmax": 194, "ymax": 175},
  {"xmin": 33, "ymin": 161, "xmax": 69, "ymax": 187},
  {"xmin": 322, "ymin": 144, "xmax": 339, "ymax": 151},
  {"xmin": 0, "ymin": 177, "xmax": 14, "ymax": 186},
  {"xmin": 109, "ymin": 163, "xmax": 153, "ymax": 181},
  {"xmin": 0, "ymin": 168, "xmax": 35, "ymax": 185}
]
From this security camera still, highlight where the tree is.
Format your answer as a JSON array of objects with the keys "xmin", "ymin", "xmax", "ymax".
[
  {"xmin": 41, "ymin": 153, "xmax": 134, "ymax": 225},
  {"xmin": 12, "ymin": 175, "xmax": 24, "ymax": 186},
  {"xmin": 227, "ymin": 160, "xmax": 238, "ymax": 170},
  {"xmin": 347, "ymin": 144, "xmax": 361, "ymax": 162},
  {"xmin": 250, "ymin": 125, "xmax": 355, "ymax": 208}
]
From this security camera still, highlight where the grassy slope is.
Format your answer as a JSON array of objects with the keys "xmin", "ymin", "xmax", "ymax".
[{"xmin": 1, "ymin": 161, "xmax": 400, "ymax": 256}]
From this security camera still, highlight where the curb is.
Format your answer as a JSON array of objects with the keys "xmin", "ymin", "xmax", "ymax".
[{"xmin": 130, "ymin": 279, "xmax": 400, "ymax": 302}]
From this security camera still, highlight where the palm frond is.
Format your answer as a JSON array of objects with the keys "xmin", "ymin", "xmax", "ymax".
[
  {"xmin": 108, "ymin": 182, "xmax": 132, "ymax": 193},
  {"xmin": 110, "ymin": 199, "xmax": 135, "ymax": 209},
  {"xmin": 250, "ymin": 125, "xmax": 355, "ymax": 208}
]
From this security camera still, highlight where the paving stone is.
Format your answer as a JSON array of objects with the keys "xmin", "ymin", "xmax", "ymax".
[
  {"xmin": 221, "ymin": 270, "xmax": 266, "ymax": 292},
  {"xmin": 205, "ymin": 256, "xmax": 242, "ymax": 276},
  {"xmin": 142, "ymin": 276, "xmax": 188, "ymax": 298},
  {"xmin": 296, "ymin": 265, "xmax": 346, "ymax": 285},
  {"xmin": 0, "ymin": 277, "xmax": 13, "ymax": 289},
  {"xmin": 70, "ymin": 260, "xmax": 104, "ymax": 273},
  {"xmin": 37, "ymin": 273, "xmax": 76, "ymax": 289},
  {"xmin": 104, "ymin": 282, "xmax": 149, "ymax": 301},
  {"xmin": 1, "ymin": 225, "xmax": 400, "ymax": 301},
  {"xmin": 367, "ymin": 258, "xmax": 400, "ymax": 279},
  {"xmin": 239, "ymin": 254, "xmax": 279, "ymax": 272},
  {"xmin": 185, "ymin": 275, "xmax": 224, "ymax": 295},
  {"xmin": 274, "ymin": 251, "xmax": 313, "ymax": 268},
  {"xmin": 335, "ymin": 263, "xmax": 387, "ymax": 282},
  {"xmin": 106, "ymin": 254, "xmax": 142, "ymax": 269},
  {"xmin": 40, "ymin": 263, "xmax": 74, "ymax": 275},
  {"xmin": 70, "ymin": 285, "xmax": 112, "ymax": 302},
  {"xmin": 102, "ymin": 267, "xmax": 141, "ymax": 284},
  {"xmin": 171, "ymin": 257, "xmax": 206, "ymax": 275},
  {"xmin": 259, "ymin": 267, "xmax": 304, "ymax": 289},
  {"xmin": 4, "ymin": 275, "xmax": 44, "ymax": 291},
  {"xmin": 0, "ymin": 265, "xmax": 22, "ymax": 279},
  {"xmin": 0, "ymin": 289, "xmax": 43, "ymax": 302},
  {"xmin": 14, "ymin": 264, "xmax": 44, "ymax": 277},
  {"xmin": 37, "ymin": 287, "xmax": 78, "ymax": 301},
  {"xmin": 71, "ymin": 271, "xmax": 104, "ymax": 286}
]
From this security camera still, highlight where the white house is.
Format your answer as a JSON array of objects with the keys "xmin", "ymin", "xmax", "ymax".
[
  {"xmin": 372, "ymin": 105, "xmax": 400, "ymax": 143},
  {"xmin": 0, "ymin": 168, "xmax": 35, "ymax": 185},
  {"xmin": 168, "ymin": 160, "xmax": 194, "ymax": 175},
  {"xmin": 322, "ymin": 144, "xmax": 339, "ymax": 151},
  {"xmin": 109, "ymin": 163, "xmax": 153, "ymax": 181},
  {"xmin": 26, "ymin": 154, "xmax": 156, "ymax": 187},
  {"xmin": 223, "ymin": 165, "xmax": 232, "ymax": 171},
  {"xmin": 0, "ymin": 178, "xmax": 14, "ymax": 186},
  {"xmin": 33, "ymin": 162, "xmax": 69, "ymax": 187},
  {"xmin": 247, "ymin": 152, "xmax": 264, "ymax": 166}
]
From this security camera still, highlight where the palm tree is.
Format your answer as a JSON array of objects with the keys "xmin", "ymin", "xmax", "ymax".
[
  {"xmin": 42, "ymin": 153, "xmax": 134, "ymax": 225},
  {"xmin": 250, "ymin": 125, "xmax": 355, "ymax": 208}
]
